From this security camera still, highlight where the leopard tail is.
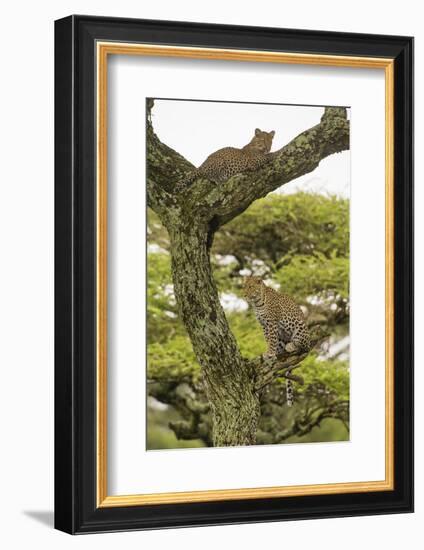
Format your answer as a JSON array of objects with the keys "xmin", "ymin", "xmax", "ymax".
[{"xmin": 286, "ymin": 379, "xmax": 294, "ymax": 407}]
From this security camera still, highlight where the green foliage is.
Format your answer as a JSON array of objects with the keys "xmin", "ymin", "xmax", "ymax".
[
  {"xmin": 147, "ymin": 209, "xmax": 170, "ymax": 249},
  {"xmin": 227, "ymin": 312, "xmax": 267, "ymax": 358},
  {"xmin": 147, "ymin": 405, "xmax": 205, "ymax": 450},
  {"xmin": 284, "ymin": 418, "xmax": 349, "ymax": 444},
  {"xmin": 147, "ymin": 192, "xmax": 350, "ymax": 447},
  {"xmin": 147, "ymin": 246, "xmax": 181, "ymax": 344},
  {"xmin": 147, "ymin": 252, "xmax": 172, "ymax": 314},
  {"xmin": 274, "ymin": 253, "xmax": 349, "ymax": 302},
  {"xmin": 213, "ymin": 192, "xmax": 349, "ymax": 265},
  {"xmin": 295, "ymin": 354, "xmax": 349, "ymax": 400},
  {"xmin": 147, "ymin": 338, "xmax": 200, "ymax": 381}
]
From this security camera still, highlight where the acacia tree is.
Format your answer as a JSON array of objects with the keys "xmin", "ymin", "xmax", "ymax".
[{"xmin": 147, "ymin": 101, "xmax": 350, "ymax": 446}]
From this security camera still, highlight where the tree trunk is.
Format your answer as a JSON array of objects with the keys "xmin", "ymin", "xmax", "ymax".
[{"xmin": 167, "ymin": 220, "xmax": 260, "ymax": 446}]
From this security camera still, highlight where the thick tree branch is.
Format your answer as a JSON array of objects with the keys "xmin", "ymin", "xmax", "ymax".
[
  {"xmin": 183, "ymin": 107, "xmax": 349, "ymax": 228},
  {"xmin": 147, "ymin": 105, "xmax": 349, "ymax": 232},
  {"xmin": 252, "ymin": 328, "xmax": 330, "ymax": 393},
  {"xmin": 146, "ymin": 102, "xmax": 193, "ymax": 221}
]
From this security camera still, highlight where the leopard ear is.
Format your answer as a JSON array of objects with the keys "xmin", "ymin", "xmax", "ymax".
[
  {"xmin": 270, "ymin": 130, "xmax": 275, "ymax": 137},
  {"xmin": 255, "ymin": 128, "xmax": 261, "ymax": 136}
]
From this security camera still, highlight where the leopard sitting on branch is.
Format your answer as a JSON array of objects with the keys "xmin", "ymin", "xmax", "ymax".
[
  {"xmin": 243, "ymin": 276, "xmax": 311, "ymax": 407},
  {"xmin": 177, "ymin": 128, "xmax": 275, "ymax": 190}
]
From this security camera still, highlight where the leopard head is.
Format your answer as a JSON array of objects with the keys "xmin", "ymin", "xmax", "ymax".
[
  {"xmin": 244, "ymin": 129, "xmax": 275, "ymax": 153},
  {"xmin": 243, "ymin": 276, "xmax": 265, "ymax": 302}
]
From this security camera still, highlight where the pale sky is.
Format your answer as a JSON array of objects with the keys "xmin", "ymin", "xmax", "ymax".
[{"xmin": 151, "ymin": 98, "xmax": 350, "ymax": 198}]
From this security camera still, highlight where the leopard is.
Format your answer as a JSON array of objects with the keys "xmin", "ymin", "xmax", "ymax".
[
  {"xmin": 177, "ymin": 128, "xmax": 275, "ymax": 190},
  {"xmin": 243, "ymin": 276, "xmax": 311, "ymax": 407}
]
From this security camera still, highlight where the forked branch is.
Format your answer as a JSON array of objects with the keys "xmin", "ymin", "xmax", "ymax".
[{"xmin": 252, "ymin": 329, "xmax": 330, "ymax": 393}]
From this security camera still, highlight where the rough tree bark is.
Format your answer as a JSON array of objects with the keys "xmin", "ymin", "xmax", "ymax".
[{"xmin": 147, "ymin": 101, "xmax": 350, "ymax": 446}]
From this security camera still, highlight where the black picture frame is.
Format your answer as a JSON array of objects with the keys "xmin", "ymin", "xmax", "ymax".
[{"xmin": 55, "ymin": 15, "xmax": 414, "ymax": 534}]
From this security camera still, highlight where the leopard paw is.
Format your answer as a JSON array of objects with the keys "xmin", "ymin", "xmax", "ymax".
[{"xmin": 285, "ymin": 342, "xmax": 297, "ymax": 353}]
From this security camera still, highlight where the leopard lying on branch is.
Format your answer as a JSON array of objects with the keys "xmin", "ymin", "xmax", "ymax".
[{"xmin": 177, "ymin": 128, "xmax": 275, "ymax": 189}]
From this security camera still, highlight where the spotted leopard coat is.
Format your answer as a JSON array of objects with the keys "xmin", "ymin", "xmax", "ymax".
[{"xmin": 177, "ymin": 129, "xmax": 275, "ymax": 189}]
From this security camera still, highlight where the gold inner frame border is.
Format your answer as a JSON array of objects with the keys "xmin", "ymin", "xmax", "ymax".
[{"xmin": 96, "ymin": 42, "xmax": 394, "ymax": 508}]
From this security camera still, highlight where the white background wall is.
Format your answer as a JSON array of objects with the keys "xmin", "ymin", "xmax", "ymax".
[{"xmin": 0, "ymin": 1, "xmax": 420, "ymax": 548}]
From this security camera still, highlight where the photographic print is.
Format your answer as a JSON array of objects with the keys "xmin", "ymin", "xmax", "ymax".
[{"xmin": 146, "ymin": 98, "xmax": 350, "ymax": 450}]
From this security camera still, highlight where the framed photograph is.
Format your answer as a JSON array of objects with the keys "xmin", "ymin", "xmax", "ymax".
[{"xmin": 54, "ymin": 15, "xmax": 413, "ymax": 534}]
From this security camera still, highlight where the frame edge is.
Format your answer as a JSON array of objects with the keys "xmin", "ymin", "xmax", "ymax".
[{"xmin": 54, "ymin": 14, "xmax": 77, "ymax": 535}]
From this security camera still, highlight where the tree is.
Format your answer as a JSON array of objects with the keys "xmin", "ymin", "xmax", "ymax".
[
  {"xmin": 147, "ymin": 193, "xmax": 350, "ymax": 447},
  {"xmin": 147, "ymin": 100, "xmax": 350, "ymax": 446}
]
